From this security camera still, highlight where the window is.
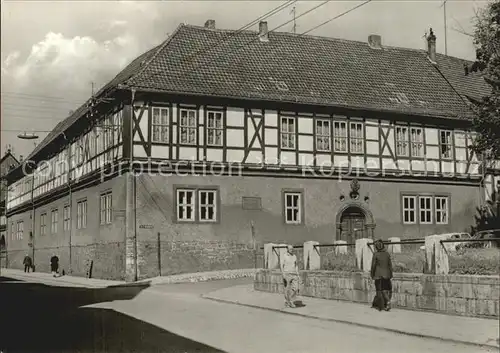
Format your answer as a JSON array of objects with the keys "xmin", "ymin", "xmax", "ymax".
[
  {"xmin": 396, "ymin": 127, "xmax": 409, "ymax": 157},
  {"xmin": 419, "ymin": 196, "xmax": 433, "ymax": 224},
  {"xmin": 179, "ymin": 109, "xmax": 197, "ymax": 145},
  {"xmin": 40, "ymin": 213, "xmax": 47, "ymax": 235},
  {"xmin": 63, "ymin": 205, "xmax": 71, "ymax": 231},
  {"xmin": 76, "ymin": 199, "xmax": 87, "ymax": 229},
  {"xmin": 76, "ymin": 142, "xmax": 84, "ymax": 165},
  {"xmin": 10, "ymin": 222, "xmax": 14, "ymax": 241},
  {"xmin": 100, "ymin": 192, "xmax": 113, "ymax": 225},
  {"xmin": 198, "ymin": 190, "xmax": 217, "ymax": 222},
  {"xmin": 350, "ymin": 122, "xmax": 364, "ymax": 153},
  {"xmin": 280, "ymin": 117, "xmax": 296, "ymax": 150},
  {"xmin": 16, "ymin": 221, "xmax": 23, "ymax": 240},
  {"xmin": 440, "ymin": 130, "xmax": 453, "ymax": 159},
  {"xmin": 402, "ymin": 196, "xmax": 416, "ymax": 224},
  {"xmin": 175, "ymin": 188, "xmax": 219, "ymax": 222},
  {"xmin": 410, "ymin": 127, "xmax": 424, "ymax": 157},
  {"xmin": 315, "ymin": 119, "xmax": 331, "ymax": 151},
  {"xmin": 284, "ymin": 192, "xmax": 302, "ymax": 224},
  {"xmin": 152, "ymin": 107, "xmax": 169, "ymax": 143},
  {"xmin": 51, "ymin": 209, "xmax": 58, "ymax": 234},
  {"xmin": 435, "ymin": 196, "xmax": 449, "ymax": 224},
  {"xmin": 177, "ymin": 189, "xmax": 195, "ymax": 221},
  {"xmin": 207, "ymin": 111, "xmax": 223, "ymax": 146},
  {"xmin": 334, "ymin": 121, "xmax": 347, "ymax": 152}
]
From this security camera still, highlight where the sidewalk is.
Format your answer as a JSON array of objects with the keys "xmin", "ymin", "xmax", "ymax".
[
  {"xmin": 203, "ymin": 284, "xmax": 500, "ymax": 349},
  {"xmin": 0, "ymin": 268, "xmax": 257, "ymax": 288},
  {"xmin": 0, "ymin": 268, "xmax": 124, "ymax": 288}
]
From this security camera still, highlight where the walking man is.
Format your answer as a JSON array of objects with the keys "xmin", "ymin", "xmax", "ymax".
[
  {"xmin": 281, "ymin": 245, "xmax": 300, "ymax": 308},
  {"xmin": 23, "ymin": 254, "xmax": 32, "ymax": 273},
  {"xmin": 50, "ymin": 254, "xmax": 59, "ymax": 277},
  {"xmin": 370, "ymin": 239, "xmax": 393, "ymax": 311}
]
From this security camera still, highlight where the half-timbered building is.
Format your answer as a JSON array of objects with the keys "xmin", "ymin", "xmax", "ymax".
[
  {"xmin": 1, "ymin": 149, "xmax": 20, "ymax": 264},
  {"xmin": 4, "ymin": 20, "xmax": 497, "ymax": 280}
]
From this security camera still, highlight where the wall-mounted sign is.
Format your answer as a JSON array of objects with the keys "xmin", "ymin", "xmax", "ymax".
[{"xmin": 139, "ymin": 224, "xmax": 154, "ymax": 229}]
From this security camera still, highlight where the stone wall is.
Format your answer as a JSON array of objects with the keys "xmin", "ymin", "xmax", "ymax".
[
  {"xmin": 136, "ymin": 240, "xmax": 256, "ymax": 280},
  {"xmin": 255, "ymin": 269, "xmax": 500, "ymax": 318}
]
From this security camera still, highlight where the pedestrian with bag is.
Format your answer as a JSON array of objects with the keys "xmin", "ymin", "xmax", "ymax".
[
  {"xmin": 370, "ymin": 239, "xmax": 393, "ymax": 311},
  {"xmin": 50, "ymin": 254, "xmax": 59, "ymax": 277},
  {"xmin": 23, "ymin": 254, "xmax": 32, "ymax": 273}
]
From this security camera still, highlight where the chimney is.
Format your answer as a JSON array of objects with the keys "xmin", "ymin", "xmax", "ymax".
[
  {"xmin": 427, "ymin": 28, "xmax": 436, "ymax": 63},
  {"xmin": 204, "ymin": 19, "xmax": 215, "ymax": 29},
  {"xmin": 259, "ymin": 21, "xmax": 269, "ymax": 42},
  {"xmin": 368, "ymin": 34, "xmax": 382, "ymax": 49}
]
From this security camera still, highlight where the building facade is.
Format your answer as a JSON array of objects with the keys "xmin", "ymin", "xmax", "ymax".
[
  {"xmin": 1, "ymin": 150, "xmax": 20, "ymax": 266},
  {"xmin": 4, "ymin": 21, "xmax": 497, "ymax": 280}
]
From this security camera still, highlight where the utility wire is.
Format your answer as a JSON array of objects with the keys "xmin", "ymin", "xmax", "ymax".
[
  {"xmin": 301, "ymin": 0, "xmax": 373, "ymax": 35},
  {"xmin": 185, "ymin": 0, "xmax": 331, "ymax": 75},
  {"xmin": 186, "ymin": 0, "xmax": 297, "ymax": 63}
]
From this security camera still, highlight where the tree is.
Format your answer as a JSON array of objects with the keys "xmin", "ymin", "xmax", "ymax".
[{"xmin": 467, "ymin": 0, "xmax": 500, "ymax": 159}]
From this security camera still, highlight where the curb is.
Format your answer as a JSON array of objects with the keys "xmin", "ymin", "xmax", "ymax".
[
  {"xmin": 202, "ymin": 294, "xmax": 500, "ymax": 350},
  {"xmin": 1, "ymin": 273, "xmax": 110, "ymax": 288}
]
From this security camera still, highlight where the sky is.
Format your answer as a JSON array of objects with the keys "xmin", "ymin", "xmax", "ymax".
[{"xmin": 0, "ymin": 0, "xmax": 489, "ymax": 159}]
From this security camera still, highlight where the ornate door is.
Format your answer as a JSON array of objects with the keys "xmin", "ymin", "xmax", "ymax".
[{"xmin": 340, "ymin": 207, "xmax": 366, "ymax": 244}]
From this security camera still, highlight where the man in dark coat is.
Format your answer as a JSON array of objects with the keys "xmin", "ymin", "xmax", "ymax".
[
  {"xmin": 23, "ymin": 254, "xmax": 32, "ymax": 273},
  {"xmin": 50, "ymin": 254, "xmax": 59, "ymax": 277},
  {"xmin": 370, "ymin": 239, "xmax": 393, "ymax": 311}
]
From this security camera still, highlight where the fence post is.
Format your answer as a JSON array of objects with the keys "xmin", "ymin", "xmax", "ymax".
[
  {"xmin": 157, "ymin": 232, "xmax": 161, "ymax": 277},
  {"xmin": 263, "ymin": 243, "xmax": 278, "ymax": 269},
  {"xmin": 387, "ymin": 237, "xmax": 401, "ymax": 254},
  {"xmin": 303, "ymin": 241, "xmax": 320, "ymax": 270},
  {"xmin": 355, "ymin": 238, "xmax": 373, "ymax": 272},
  {"xmin": 424, "ymin": 234, "xmax": 450, "ymax": 275},
  {"xmin": 334, "ymin": 240, "xmax": 347, "ymax": 254}
]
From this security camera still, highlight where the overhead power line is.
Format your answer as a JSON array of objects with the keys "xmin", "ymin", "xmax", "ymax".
[{"xmin": 186, "ymin": 0, "xmax": 331, "ymax": 75}]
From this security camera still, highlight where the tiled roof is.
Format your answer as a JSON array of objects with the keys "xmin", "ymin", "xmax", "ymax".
[{"xmin": 27, "ymin": 24, "xmax": 490, "ymax": 162}]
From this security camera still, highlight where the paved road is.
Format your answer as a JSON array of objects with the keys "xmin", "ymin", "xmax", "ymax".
[{"xmin": 0, "ymin": 276, "xmax": 493, "ymax": 353}]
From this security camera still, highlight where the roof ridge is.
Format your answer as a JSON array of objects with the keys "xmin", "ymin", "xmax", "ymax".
[
  {"xmin": 122, "ymin": 23, "xmax": 185, "ymax": 88},
  {"xmin": 181, "ymin": 23, "xmax": 475, "ymax": 62}
]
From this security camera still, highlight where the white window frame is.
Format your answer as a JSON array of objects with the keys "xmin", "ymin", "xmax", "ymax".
[
  {"xmin": 63, "ymin": 205, "xmax": 71, "ymax": 231},
  {"xmin": 152, "ymin": 107, "xmax": 170, "ymax": 143},
  {"xmin": 396, "ymin": 126, "xmax": 409, "ymax": 157},
  {"xmin": 284, "ymin": 192, "xmax": 302, "ymax": 224},
  {"xmin": 349, "ymin": 122, "xmax": 364, "ymax": 154},
  {"xmin": 333, "ymin": 121, "xmax": 348, "ymax": 152},
  {"xmin": 198, "ymin": 190, "xmax": 217, "ymax": 222},
  {"xmin": 179, "ymin": 108, "xmax": 197, "ymax": 145},
  {"xmin": 16, "ymin": 221, "xmax": 23, "ymax": 240},
  {"xmin": 76, "ymin": 199, "xmax": 87, "ymax": 229},
  {"xmin": 402, "ymin": 195, "xmax": 417, "ymax": 224},
  {"xmin": 100, "ymin": 192, "xmax": 113, "ymax": 225},
  {"xmin": 176, "ymin": 189, "xmax": 195, "ymax": 222},
  {"xmin": 206, "ymin": 111, "xmax": 223, "ymax": 147},
  {"xmin": 440, "ymin": 130, "xmax": 453, "ymax": 160},
  {"xmin": 315, "ymin": 119, "xmax": 331, "ymax": 152},
  {"xmin": 410, "ymin": 127, "xmax": 424, "ymax": 158},
  {"xmin": 280, "ymin": 116, "xmax": 296, "ymax": 150},
  {"xmin": 435, "ymin": 196, "xmax": 449, "ymax": 225},
  {"xmin": 419, "ymin": 196, "xmax": 433, "ymax": 224},
  {"xmin": 40, "ymin": 213, "xmax": 47, "ymax": 235},
  {"xmin": 51, "ymin": 209, "xmax": 58, "ymax": 234}
]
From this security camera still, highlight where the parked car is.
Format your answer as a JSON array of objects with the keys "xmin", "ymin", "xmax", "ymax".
[
  {"xmin": 419, "ymin": 232, "xmax": 471, "ymax": 251},
  {"xmin": 456, "ymin": 229, "xmax": 500, "ymax": 250}
]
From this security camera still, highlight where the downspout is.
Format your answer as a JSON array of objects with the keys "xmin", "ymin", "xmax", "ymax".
[{"xmin": 62, "ymin": 132, "xmax": 72, "ymax": 274}]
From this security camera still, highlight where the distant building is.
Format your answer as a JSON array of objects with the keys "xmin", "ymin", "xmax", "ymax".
[
  {"xmin": 4, "ymin": 21, "xmax": 498, "ymax": 280},
  {"xmin": 1, "ymin": 149, "xmax": 20, "ymax": 262}
]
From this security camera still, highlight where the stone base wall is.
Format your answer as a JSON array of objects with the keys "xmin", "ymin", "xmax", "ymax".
[
  {"xmin": 5, "ymin": 243, "xmax": 125, "ymax": 280},
  {"xmin": 255, "ymin": 269, "xmax": 500, "ymax": 318},
  {"xmin": 137, "ymin": 240, "xmax": 256, "ymax": 280}
]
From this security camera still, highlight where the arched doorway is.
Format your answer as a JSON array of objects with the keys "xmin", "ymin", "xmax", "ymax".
[
  {"xmin": 339, "ymin": 207, "xmax": 366, "ymax": 243},
  {"xmin": 335, "ymin": 202, "xmax": 375, "ymax": 242}
]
